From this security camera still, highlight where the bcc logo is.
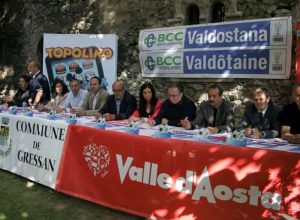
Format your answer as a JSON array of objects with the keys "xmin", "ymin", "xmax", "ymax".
[
  {"xmin": 144, "ymin": 32, "xmax": 183, "ymax": 48},
  {"xmin": 145, "ymin": 56, "xmax": 156, "ymax": 70},
  {"xmin": 144, "ymin": 34, "xmax": 156, "ymax": 48},
  {"xmin": 145, "ymin": 56, "xmax": 182, "ymax": 70}
]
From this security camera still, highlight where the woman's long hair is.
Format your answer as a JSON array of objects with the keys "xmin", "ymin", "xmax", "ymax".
[
  {"xmin": 18, "ymin": 74, "xmax": 30, "ymax": 91},
  {"xmin": 139, "ymin": 82, "xmax": 158, "ymax": 117},
  {"xmin": 51, "ymin": 78, "xmax": 69, "ymax": 97}
]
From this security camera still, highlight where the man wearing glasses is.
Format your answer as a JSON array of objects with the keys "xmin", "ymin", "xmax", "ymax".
[
  {"xmin": 150, "ymin": 82, "xmax": 196, "ymax": 127},
  {"xmin": 97, "ymin": 80, "xmax": 137, "ymax": 121}
]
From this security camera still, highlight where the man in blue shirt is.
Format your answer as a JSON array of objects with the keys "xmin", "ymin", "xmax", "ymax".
[
  {"xmin": 56, "ymin": 78, "xmax": 87, "ymax": 113},
  {"xmin": 27, "ymin": 59, "xmax": 51, "ymax": 107}
]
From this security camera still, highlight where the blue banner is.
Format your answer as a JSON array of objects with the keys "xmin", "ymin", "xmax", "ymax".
[
  {"xmin": 139, "ymin": 17, "xmax": 292, "ymax": 79},
  {"xmin": 183, "ymin": 49, "xmax": 269, "ymax": 74},
  {"xmin": 184, "ymin": 21, "xmax": 270, "ymax": 49}
]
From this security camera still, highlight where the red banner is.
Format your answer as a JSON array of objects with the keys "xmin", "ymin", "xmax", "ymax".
[{"xmin": 56, "ymin": 125, "xmax": 300, "ymax": 219}]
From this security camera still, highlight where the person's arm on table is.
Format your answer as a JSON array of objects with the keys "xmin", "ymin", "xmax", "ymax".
[
  {"xmin": 104, "ymin": 113, "xmax": 115, "ymax": 121},
  {"xmin": 152, "ymin": 102, "xmax": 166, "ymax": 126},
  {"xmin": 281, "ymin": 125, "xmax": 300, "ymax": 144},
  {"xmin": 181, "ymin": 118, "xmax": 192, "ymax": 130}
]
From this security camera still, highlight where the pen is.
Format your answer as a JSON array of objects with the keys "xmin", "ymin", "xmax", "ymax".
[{"xmin": 178, "ymin": 117, "xmax": 188, "ymax": 126}]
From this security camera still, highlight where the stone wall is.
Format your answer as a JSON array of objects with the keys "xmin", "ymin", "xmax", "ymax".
[{"xmin": 0, "ymin": 0, "xmax": 299, "ymax": 121}]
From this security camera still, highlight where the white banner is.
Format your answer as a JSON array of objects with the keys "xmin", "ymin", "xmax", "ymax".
[
  {"xmin": 139, "ymin": 17, "xmax": 292, "ymax": 79},
  {"xmin": 0, "ymin": 114, "xmax": 68, "ymax": 188},
  {"xmin": 43, "ymin": 34, "xmax": 118, "ymax": 94}
]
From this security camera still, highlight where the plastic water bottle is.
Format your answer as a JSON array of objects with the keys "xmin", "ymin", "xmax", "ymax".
[{"xmin": 22, "ymin": 101, "xmax": 27, "ymax": 113}]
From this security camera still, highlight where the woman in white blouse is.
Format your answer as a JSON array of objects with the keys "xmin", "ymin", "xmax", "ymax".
[{"xmin": 38, "ymin": 78, "xmax": 69, "ymax": 112}]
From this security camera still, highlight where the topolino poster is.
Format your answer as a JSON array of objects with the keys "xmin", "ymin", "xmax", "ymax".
[{"xmin": 43, "ymin": 34, "xmax": 118, "ymax": 93}]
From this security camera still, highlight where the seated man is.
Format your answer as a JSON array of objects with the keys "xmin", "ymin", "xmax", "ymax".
[
  {"xmin": 181, "ymin": 84, "xmax": 234, "ymax": 133},
  {"xmin": 56, "ymin": 77, "xmax": 87, "ymax": 113},
  {"xmin": 97, "ymin": 80, "xmax": 137, "ymax": 120},
  {"xmin": 240, "ymin": 87, "xmax": 282, "ymax": 139},
  {"xmin": 76, "ymin": 76, "xmax": 109, "ymax": 116},
  {"xmin": 3, "ymin": 74, "xmax": 31, "ymax": 107},
  {"xmin": 151, "ymin": 82, "xmax": 196, "ymax": 127},
  {"xmin": 281, "ymin": 84, "xmax": 300, "ymax": 144}
]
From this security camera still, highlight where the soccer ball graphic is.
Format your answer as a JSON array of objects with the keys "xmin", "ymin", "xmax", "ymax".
[
  {"xmin": 97, "ymin": 117, "xmax": 105, "ymax": 125},
  {"xmin": 198, "ymin": 128, "xmax": 209, "ymax": 137},
  {"xmin": 159, "ymin": 124, "xmax": 168, "ymax": 132},
  {"xmin": 49, "ymin": 110, "xmax": 56, "ymax": 116},
  {"xmin": 231, "ymin": 130, "xmax": 244, "ymax": 139},
  {"xmin": 129, "ymin": 120, "xmax": 139, "ymax": 129},
  {"xmin": 68, "ymin": 113, "xmax": 76, "ymax": 120},
  {"xmin": 26, "ymin": 107, "xmax": 33, "ymax": 113}
]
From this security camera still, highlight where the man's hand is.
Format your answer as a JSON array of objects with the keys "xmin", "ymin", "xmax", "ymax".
[
  {"xmin": 75, "ymin": 110, "xmax": 86, "ymax": 116},
  {"xmin": 207, "ymin": 126, "xmax": 219, "ymax": 134},
  {"xmin": 128, "ymin": 116, "xmax": 139, "ymax": 123},
  {"xmin": 181, "ymin": 119, "xmax": 192, "ymax": 130},
  {"xmin": 148, "ymin": 119, "xmax": 156, "ymax": 126},
  {"xmin": 28, "ymin": 98, "xmax": 33, "ymax": 106},
  {"xmin": 294, "ymin": 134, "xmax": 300, "ymax": 144},
  {"xmin": 94, "ymin": 112, "xmax": 102, "ymax": 119},
  {"xmin": 243, "ymin": 127, "xmax": 252, "ymax": 137},
  {"xmin": 55, "ymin": 107, "xmax": 65, "ymax": 113},
  {"xmin": 70, "ymin": 108, "xmax": 78, "ymax": 113},
  {"xmin": 252, "ymin": 128, "xmax": 262, "ymax": 139},
  {"xmin": 284, "ymin": 134, "xmax": 300, "ymax": 144},
  {"xmin": 103, "ymin": 113, "xmax": 115, "ymax": 121}
]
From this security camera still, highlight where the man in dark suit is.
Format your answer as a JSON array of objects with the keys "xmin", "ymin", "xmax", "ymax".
[
  {"xmin": 181, "ymin": 84, "xmax": 234, "ymax": 133},
  {"xmin": 240, "ymin": 87, "xmax": 282, "ymax": 139},
  {"xmin": 281, "ymin": 84, "xmax": 300, "ymax": 144},
  {"xmin": 97, "ymin": 80, "xmax": 137, "ymax": 120}
]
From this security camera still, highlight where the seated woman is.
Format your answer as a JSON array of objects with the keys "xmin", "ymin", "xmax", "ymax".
[
  {"xmin": 3, "ymin": 74, "xmax": 30, "ymax": 107},
  {"xmin": 38, "ymin": 78, "xmax": 69, "ymax": 112},
  {"xmin": 128, "ymin": 82, "xmax": 163, "ymax": 123}
]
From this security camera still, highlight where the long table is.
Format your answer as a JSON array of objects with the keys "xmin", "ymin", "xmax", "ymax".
[{"xmin": 0, "ymin": 111, "xmax": 299, "ymax": 219}]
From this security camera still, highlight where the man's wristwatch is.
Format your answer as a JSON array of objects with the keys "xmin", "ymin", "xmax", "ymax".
[{"xmin": 261, "ymin": 131, "xmax": 266, "ymax": 138}]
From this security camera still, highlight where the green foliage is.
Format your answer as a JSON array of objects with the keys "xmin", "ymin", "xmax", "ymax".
[{"xmin": 0, "ymin": 0, "xmax": 25, "ymax": 70}]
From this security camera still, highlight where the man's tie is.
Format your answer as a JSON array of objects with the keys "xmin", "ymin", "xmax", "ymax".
[
  {"xmin": 212, "ymin": 108, "xmax": 217, "ymax": 127},
  {"xmin": 258, "ymin": 112, "xmax": 263, "ymax": 122}
]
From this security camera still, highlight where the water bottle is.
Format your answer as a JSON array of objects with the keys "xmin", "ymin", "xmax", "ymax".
[{"xmin": 22, "ymin": 101, "xmax": 27, "ymax": 113}]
